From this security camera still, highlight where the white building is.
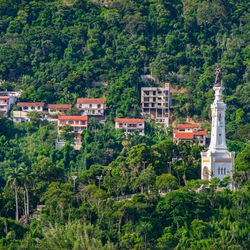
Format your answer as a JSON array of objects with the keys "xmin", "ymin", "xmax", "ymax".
[
  {"xmin": 77, "ymin": 98, "xmax": 105, "ymax": 116},
  {"xmin": 201, "ymin": 65, "xmax": 235, "ymax": 188},
  {"xmin": 0, "ymin": 92, "xmax": 17, "ymax": 115},
  {"xmin": 115, "ymin": 118, "xmax": 145, "ymax": 135}
]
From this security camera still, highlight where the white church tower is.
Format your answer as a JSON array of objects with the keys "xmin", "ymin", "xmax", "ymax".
[{"xmin": 201, "ymin": 64, "xmax": 235, "ymax": 187}]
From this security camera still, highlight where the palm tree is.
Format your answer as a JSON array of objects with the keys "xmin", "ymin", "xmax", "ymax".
[
  {"xmin": 20, "ymin": 166, "xmax": 33, "ymax": 217},
  {"xmin": 6, "ymin": 167, "xmax": 23, "ymax": 221}
]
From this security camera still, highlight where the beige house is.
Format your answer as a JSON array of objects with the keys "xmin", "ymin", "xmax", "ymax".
[{"xmin": 17, "ymin": 102, "xmax": 45, "ymax": 112}]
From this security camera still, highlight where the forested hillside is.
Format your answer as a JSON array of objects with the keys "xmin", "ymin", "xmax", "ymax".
[
  {"xmin": 0, "ymin": 0, "xmax": 249, "ymax": 249},
  {"xmin": 0, "ymin": 0, "xmax": 249, "ymax": 129}
]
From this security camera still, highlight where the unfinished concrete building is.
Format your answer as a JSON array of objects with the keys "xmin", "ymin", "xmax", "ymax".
[{"xmin": 141, "ymin": 83, "xmax": 171, "ymax": 126}]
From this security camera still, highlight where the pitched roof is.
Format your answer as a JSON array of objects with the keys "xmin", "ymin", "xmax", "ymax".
[
  {"xmin": 116, "ymin": 118, "xmax": 145, "ymax": 124},
  {"xmin": 174, "ymin": 130, "xmax": 207, "ymax": 139},
  {"xmin": 194, "ymin": 129, "xmax": 207, "ymax": 135},
  {"xmin": 58, "ymin": 115, "xmax": 88, "ymax": 121},
  {"xmin": 48, "ymin": 104, "xmax": 72, "ymax": 110},
  {"xmin": 17, "ymin": 102, "xmax": 45, "ymax": 107},
  {"xmin": 177, "ymin": 124, "xmax": 199, "ymax": 129},
  {"xmin": 0, "ymin": 97, "xmax": 9, "ymax": 100},
  {"xmin": 175, "ymin": 133, "xmax": 194, "ymax": 139},
  {"xmin": 77, "ymin": 98, "xmax": 105, "ymax": 104}
]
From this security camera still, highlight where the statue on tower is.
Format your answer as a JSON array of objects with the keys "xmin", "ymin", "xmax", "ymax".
[{"xmin": 214, "ymin": 63, "xmax": 222, "ymax": 87}]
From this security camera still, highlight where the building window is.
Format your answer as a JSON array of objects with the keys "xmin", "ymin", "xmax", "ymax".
[
  {"xmin": 31, "ymin": 106, "xmax": 35, "ymax": 110},
  {"xmin": 89, "ymin": 104, "xmax": 92, "ymax": 108},
  {"xmin": 218, "ymin": 168, "xmax": 220, "ymax": 174},
  {"xmin": 224, "ymin": 168, "xmax": 226, "ymax": 175},
  {"xmin": 37, "ymin": 107, "xmax": 40, "ymax": 110},
  {"xmin": 24, "ymin": 106, "xmax": 28, "ymax": 110},
  {"xmin": 203, "ymin": 167, "xmax": 209, "ymax": 180}
]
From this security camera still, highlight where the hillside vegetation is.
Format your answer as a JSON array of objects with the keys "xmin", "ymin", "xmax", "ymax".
[
  {"xmin": 0, "ymin": 0, "xmax": 249, "ymax": 249},
  {"xmin": 0, "ymin": 0, "xmax": 249, "ymax": 129}
]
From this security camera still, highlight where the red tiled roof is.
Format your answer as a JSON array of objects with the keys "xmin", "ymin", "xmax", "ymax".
[
  {"xmin": 58, "ymin": 115, "xmax": 88, "ymax": 121},
  {"xmin": 175, "ymin": 133, "xmax": 194, "ymax": 139},
  {"xmin": 77, "ymin": 98, "xmax": 105, "ymax": 104},
  {"xmin": 174, "ymin": 130, "xmax": 207, "ymax": 139},
  {"xmin": 177, "ymin": 124, "xmax": 199, "ymax": 129},
  {"xmin": 194, "ymin": 129, "xmax": 207, "ymax": 135},
  {"xmin": 48, "ymin": 104, "xmax": 72, "ymax": 110},
  {"xmin": 0, "ymin": 97, "xmax": 9, "ymax": 100},
  {"xmin": 173, "ymin": 130, "xmax": 178, "ymax": 133},
  {"xmin": 116, "ymin": 118, "xmax": 145, "ymax": 124},
  {"xmin": 18, "ymin": 102, "xmax": 45, "ymax": 107}
]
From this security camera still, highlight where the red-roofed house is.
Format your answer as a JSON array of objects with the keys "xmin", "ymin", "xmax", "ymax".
[
  {"xmin": 77, "ymin": 98, "xmax": 105, "ymax": 116},
  {"xmin": 58, "ymin": 115, "xmax": 88, "ymax": 135},
  {"xmin": 115, "ymin": 118, "xmax": 145, "ymax": 135},
  {"xmin": 173, "ymin": 124, "xmax": 207, "ymax": 146},
  {"xmin": 48, "ymin": 104, "xmax": 72, "ymax": 115},
  {"xmin": 17, "ymin": 102, "xmax": 45, "ymax": 112}
]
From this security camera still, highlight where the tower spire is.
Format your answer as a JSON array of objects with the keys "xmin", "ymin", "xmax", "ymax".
[{"xmin": 201, "ymin": 64, "xmax": 235, "ymax": 189}]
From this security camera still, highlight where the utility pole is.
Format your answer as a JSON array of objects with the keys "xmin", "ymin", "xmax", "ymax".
[
  {"xmin": 71, "ymin": 175, "xmax": 78, "ymax": 191},
  {"xmin": 96, "ymin": 175, "xmax": 103, "ymax": 189},
  {"xmin": 107, "ymin": 168, "xmax": 112, "ymax": 195}
]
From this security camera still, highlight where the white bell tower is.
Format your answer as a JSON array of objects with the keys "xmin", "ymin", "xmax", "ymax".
[{"xmin": 201, "ymin": 64, "xmax": 235, "ymax": 188}]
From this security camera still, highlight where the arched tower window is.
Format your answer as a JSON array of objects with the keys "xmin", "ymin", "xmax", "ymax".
[
  {"xmin": 203, "ymin": 167, "xmax": 209, "ymax": 180},
  {"xmin": 224, "ymin": 168, "xmax": 226, "ymax": 175},
  {"xmin": 219, "ymin": 113, "xmax": 222, "ymax": 121},
  {"xmin": 218, "ymin": 168, "xmax": 220, "ymax": 174}
]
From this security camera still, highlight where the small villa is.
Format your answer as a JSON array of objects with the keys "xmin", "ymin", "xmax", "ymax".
[
  {"xmin": 173, "ymin": 124, "xmax": 207, "ymax": 146},
  {"xmin": 115, "ymin": 118, "xmax": 145, "ymax": 135}
]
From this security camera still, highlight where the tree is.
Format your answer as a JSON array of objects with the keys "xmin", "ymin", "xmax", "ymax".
[
  {"xmin": 60, "ymin": 125, "xmax": 76, "ymax": 144},
  {"xmin": 6, "ymin": 167, "xmax": 23, "ymax": 221},
  {"xmin": 20, "ymin": 166, "xmax": 33, "ymax": 217},
  {"xmin": 156, "ymin": 174, "xmax": 178, "ymax": 193}
]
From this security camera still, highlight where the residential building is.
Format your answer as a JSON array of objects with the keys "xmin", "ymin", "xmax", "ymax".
[
  {"xmin": 77, "ymin": 98, "xmax": 105, "ymax": 116},
  {"xmin": 201, "ymin": 64, "xmax": 234, "ymax": 189},
  {"xmin": 0, "ymin": 95, "xmax": 16, "ymax": 115},
  {"xmin": 47, "ymin": 104, "xmax": 72, "ymax": 115},
  {"xmin": 141, "ymin": 83, "xmax": 171, "ymax": 126},
  {"xmin": 115, "ymin": 118, "xmax": 145, "ymax": 135},
  {"xmin": 17, "ymin": 102, "xmax": 45, "ymax": 112},
  {"xmin": 173, "ymin": 124, "xmax": 207, "ymax": 146},
  {"xmin": 57, "ymin": 116, "xmax": 88, "ymax": 150},
  {"xmin": 0, "ymin": 91, "xmax": 21, "ymax": 98},
  {"xmin": 12, "ymin": 111, "xmax": 30, "ymax": 123}
]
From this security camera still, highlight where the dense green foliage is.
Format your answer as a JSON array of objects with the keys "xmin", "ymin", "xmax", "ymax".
[
  {"xmin": 0, "ymin": 0, "xmax": 249, "ymax": 129},
  {"xmin": 0, "ymin": 117, "xmax": 249, "ymax": 249},
  {"xmin": 0, "ymin": 0, "xmax": 249, "ymax": 249}
]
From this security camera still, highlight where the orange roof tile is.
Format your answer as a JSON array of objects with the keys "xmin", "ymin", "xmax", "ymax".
[
  {"xmin": 48, "ymin": 104, "xmax": 72, "ymax": 110},
  {"xmin": 194, "ymin": 129, "xmax": 207, "ymax": 135},
  {"xmin": 17, "ymin": 102, "xmax": 45, "ymax": 107},
  {"xmin": 77, "ymin": 98, "xmax": 105, "ymax": 104},
  {"xmin": 0, "ymin": 97, "xmax": 9, "ymax": 100},
  {"xmin": 116, "ymin": 118, "xmax": 144, "ymax": 124},
  {"xmin": 176, "ymin": 133, "xmax": 194, "ymax": 139},
  {"xmin": 174, "ymin": 130, "xmax": 207, "ymax": 139},
  {"xmin": 58, "ymin": 115, "xmax": 88, "ymax": 121},
  {"xmin": 177, "ymin": 124, "xmax": 199, "ymax": 129}
]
